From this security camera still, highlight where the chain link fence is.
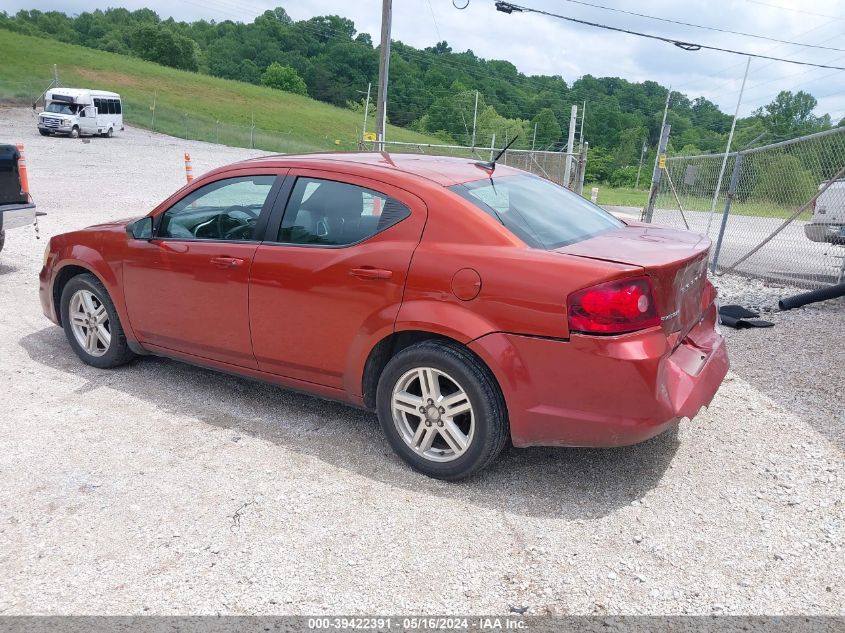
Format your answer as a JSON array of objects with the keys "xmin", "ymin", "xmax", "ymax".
[
  {"xmin": 363, "ymin": 140, "xmax": 584, "ymax": 190},
  {"xmin": 645, "ymin": 127, "xmax": 845, "ymax": 289}
]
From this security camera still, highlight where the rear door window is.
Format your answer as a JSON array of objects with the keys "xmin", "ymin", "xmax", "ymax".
[
  {"xmin": 277, "ymin": 177, "xmax": 410, "ymax": 246},
  {"xmin": 452, "ymin": 174, "xmax": 623, "ymax": 249}
]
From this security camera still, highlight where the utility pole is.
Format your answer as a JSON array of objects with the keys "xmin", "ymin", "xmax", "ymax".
[
  {"xmin": 635, "ymin": 140, "xmax": 647, "ymax": 189},
  {"xmin": 532, "ymin": 123, "xmax": 537, "ymax": 151},
  {"xmin": 471, "ymin": 90, "xmax": 479, "ymax": 149},
  {"xmin": 361, "ymin": 82, "xmax": 372, "ymax": 144},
  {"xmin": 579, "ymin": 99, "xmax": 586, "ymax": 148},
  {"xmin": 375, "ymin": 0, "xmax": 392, "ymax": 152},
  {"xmin": 644, "ymin": 123, "xmax": 671, "ymax": 223},
  {"xmin": 706, "ymin": 57, "xmax": 751, "ymax": 235},
  {"xmin": 52, "ymin": 64, "xmax": 59, "ymax": 88},
  {"xmin": 563, "ymin": 104, "xmax": 577, "ymax": 188}
]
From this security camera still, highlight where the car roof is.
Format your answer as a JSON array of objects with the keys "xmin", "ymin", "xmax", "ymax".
[{"xmin": 235, "ymin": 152, "xmax": 525, "ymax": 187}]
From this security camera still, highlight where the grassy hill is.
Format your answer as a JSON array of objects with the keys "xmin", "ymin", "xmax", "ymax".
[{"xmin": 0, "ymin": 30, "xmax": 442, "ymax": 153}]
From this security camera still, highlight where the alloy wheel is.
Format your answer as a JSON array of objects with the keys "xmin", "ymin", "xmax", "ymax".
[
  {"xmin": 391, "ymin": 367, "xmax": 475, "ymax": 462},
  {"xmin": 68, "ymin": 289, "xmax": 111, "ymax": 357}
]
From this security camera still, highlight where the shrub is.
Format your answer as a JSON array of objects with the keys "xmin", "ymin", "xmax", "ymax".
[{"xmin": 260, "ymin": 62, "xmax": 308, "ymax": 96}]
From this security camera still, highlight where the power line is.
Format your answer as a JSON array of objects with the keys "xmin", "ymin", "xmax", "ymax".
[
  {"xmin": 552, "ymin": 0, "xmax": 845, "ymax": 52},
  {"xmin": 493, "ymin": 2, "xmax": 845, "ymax": 70},
  {"xmin": 745, "ymin": 0, "xmax": 845, "ymax": 22},
  {"xmin": 425, "ymin": 0, "xmax": 443, "ymax": 42}
]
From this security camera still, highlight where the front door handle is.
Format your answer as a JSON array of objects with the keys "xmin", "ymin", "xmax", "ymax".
[
  {"xmin": 210, "ymin": 256, "xmax": 244, "ymax": 269},
  {"xmin": 350, "ymin": 267, "xmax": 393, "ymax": 280}
]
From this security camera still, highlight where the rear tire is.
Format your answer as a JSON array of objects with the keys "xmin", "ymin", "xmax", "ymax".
[
  {"xmin": 376, "ymin": 340, "xmax": 509, "ymax": 480},
  {"xmin": 60, "ymin": 273, "xmax": 135, "ymax": 369},
  {"xmin": 106, "ymin": 127, "xmax": 113, "ymax": 138}
]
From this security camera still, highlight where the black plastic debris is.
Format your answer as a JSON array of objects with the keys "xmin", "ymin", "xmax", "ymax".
[{"xmin": 718, "ymin": 304, "xmax": 774, "ymax": 329}]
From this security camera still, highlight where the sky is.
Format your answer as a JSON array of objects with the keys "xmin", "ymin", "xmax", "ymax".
[{"xmin": 5, "ymin": 0, "xmax": 845, "ymax": 121}]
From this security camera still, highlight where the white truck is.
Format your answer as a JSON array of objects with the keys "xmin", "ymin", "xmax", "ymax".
[
  {"xmin": 805, "ymin": 179, "xmax": 845, "ymax": 245},
  {"xmin": 37, "ymin": 88, "xmax": 123, "ymax": 139}
]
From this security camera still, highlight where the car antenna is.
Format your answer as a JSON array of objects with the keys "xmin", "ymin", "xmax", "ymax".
[{"xmin": 475, "ymin": 135, "xmax": 519, "ymax": 172}]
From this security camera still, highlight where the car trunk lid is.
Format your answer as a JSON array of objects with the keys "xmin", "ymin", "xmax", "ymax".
[{"xmin": 555, "ymin": 224, "xmax": 712, "ymax": 337}]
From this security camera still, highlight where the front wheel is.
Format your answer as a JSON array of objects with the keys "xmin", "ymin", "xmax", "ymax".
[
  {"xmin": 69, "ymin": 126, "xmax": 80, "ymax": 139},
  {"xmin": 376, "ymin": 340, "xmax": 509, "ymax": 480},
  {"xmin": 60, "ymin": 273, "xmax": 135, "ymax": 368}
]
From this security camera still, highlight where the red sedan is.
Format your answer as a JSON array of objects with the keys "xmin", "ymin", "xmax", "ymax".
[{"xmin": 39, "ymin": 153, "xmax": 728, "ymax": 479}]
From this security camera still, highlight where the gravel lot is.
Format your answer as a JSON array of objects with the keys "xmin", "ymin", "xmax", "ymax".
[{"xmin": 1, "ymin": 106, "xmax": 843, "ymax": 616}]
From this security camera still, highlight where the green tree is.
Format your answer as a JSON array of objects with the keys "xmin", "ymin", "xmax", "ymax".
[
  {"xmin": 261, "ymin": 62, "xmax": 308, "ymax": 95},
  {"xmin": 752, "ymin": 154, "xmax": 817, "ymax": 205},
  {"xmin": 128, "ymin": 24, "xmax": 198, "ymax": 71},
  {"xmin": 531, "ymin": 108, "xmax": 561, "ymax": 149},
  {"xmin": 754, "ymin": 90, "xmax": 830, "ymax": 140}
]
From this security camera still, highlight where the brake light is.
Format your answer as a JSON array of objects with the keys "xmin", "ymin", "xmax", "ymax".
[{"xmin": 568, "ymin": 276, "xmax": 661, "ymax": 334}]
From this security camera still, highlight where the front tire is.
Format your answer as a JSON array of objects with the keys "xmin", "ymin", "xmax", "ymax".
[
  {"xmin": 376, "ymin": 340, "xmax": 509, "ymax": 480},
  {"xmin": 60, "ymin": 273, "xmax": 135, "ymax": 369},
  {"xmin": 70, "ymin": 126, "xmax": 80, "ymax": 139}
]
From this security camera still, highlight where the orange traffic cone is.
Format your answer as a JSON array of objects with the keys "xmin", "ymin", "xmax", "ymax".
[
  {"xmin": 184, "ymin": 152, "xmax": 194, "ymax": 183},
  {"xmin": 16, "ymin": 143, "xmax": 31, "ymax": 203}
]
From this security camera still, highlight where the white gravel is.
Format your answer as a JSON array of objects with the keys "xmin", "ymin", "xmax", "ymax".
[{"xmin": 1, "ymin": 106, "xmax": 843, "ymax": 616}]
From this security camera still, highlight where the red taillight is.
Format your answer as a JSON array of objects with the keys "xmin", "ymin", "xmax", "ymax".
[{"xmin": 567, "ymin": 276, "xmax": 661, "ymax": 335}]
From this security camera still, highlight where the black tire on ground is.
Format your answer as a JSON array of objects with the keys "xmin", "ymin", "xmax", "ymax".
[
  {"xmin": 70, "ymin": 126, "xmax": 80, "ymax": 139},
  {"xmin": 106, "ymin": 127, "xmax": 113, "ymax": 138},
  {"xmin": 376, "ymin": 339, "xmax": 509, "ymax": 480},
  {"xmin": 60, "ymin": 273, "xmax": 135, "ymax": 369},
  {"xmin": 0, "ymin": 229, "xmax": 5, "ymax": 254},
  {"xmin": 38, "ymin": 129, "xmax": 51, "ymax": 136}
]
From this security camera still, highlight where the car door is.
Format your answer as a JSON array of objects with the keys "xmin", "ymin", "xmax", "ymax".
[
  {"xmin": 123, "ymin": 169, "xmax": 285, "ymax": 368},
  {"xmin": 249, "ymin": 169, "xmax": 427, "ymax": 390},
  {"xmin": 78, "ymin": 105, "xmax": 98, "ymax": 135}
]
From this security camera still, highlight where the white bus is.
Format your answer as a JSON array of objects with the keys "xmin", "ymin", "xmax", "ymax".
[{"xmin": 37, "ymin": 88, "xmax": 123, "ymax": 139}]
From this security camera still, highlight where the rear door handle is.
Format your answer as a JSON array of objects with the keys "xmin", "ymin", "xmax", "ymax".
[
  {"xmin": 350, "ymin": 267, "xmax": 393, "ymax": 280},
  {"xmin": 210, "ymin": 256, "xmax": 244, "ymax": 269}
]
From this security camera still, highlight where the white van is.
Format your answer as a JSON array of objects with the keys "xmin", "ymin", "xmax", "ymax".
[
  {"xmin": 37, "ymin": 88, "xmax": 123, "ymax": 139},
  {"xmin": 805, "ymin": 179, "xmax": 845, "ymax": 245}
]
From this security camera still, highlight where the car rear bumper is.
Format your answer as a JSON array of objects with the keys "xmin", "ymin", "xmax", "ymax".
[
  {"xmin": 805, "ymin": 223, "xmax": 845, "ymax": 245},
  {"xmin": 0, "ymin": 203, "xmax": 36, "ymax": 231},
  {"xmin": 468, "ymin": 303, "xmax": 729, "ymax": 448}
]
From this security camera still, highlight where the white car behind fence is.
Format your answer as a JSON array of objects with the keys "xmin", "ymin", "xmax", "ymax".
[{"xmin": 805, "ymin": 178, "xmax": 845, "ymax": 245}]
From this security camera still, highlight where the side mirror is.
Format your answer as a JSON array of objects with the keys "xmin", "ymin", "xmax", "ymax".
[{"xmin": 127, "ymin": 217, "xmax": 153, "ymax": 240}]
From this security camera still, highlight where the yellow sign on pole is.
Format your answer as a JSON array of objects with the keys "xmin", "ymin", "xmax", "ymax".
[
  {"xmin": 658, "ymin": 154, "xmax": 667, "ymax": 169},
  {"xmin": 363, "ymin": 132, "xmax": 377, "ymax": 142}
]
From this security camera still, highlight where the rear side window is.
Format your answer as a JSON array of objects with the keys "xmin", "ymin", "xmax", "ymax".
[
  {"xmin": 452, "ymin": 174, "xmax": 623, "ymax": 249},
  {"xmin": 107, "ymin": 99, "xmax": 115, "ymax": 114},
  {"xmin": 278, "ymin": 177, "xmax": 410, "ymax": 246}
]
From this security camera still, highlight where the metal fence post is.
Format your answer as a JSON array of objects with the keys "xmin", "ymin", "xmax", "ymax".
[
  {"xmin": 576, "ymin": 141, "xmax": 588, "ymax": 195},
  {"xmin": 643, "ymin": 123, "xmax": 670, "ymax": 223},
  {"xmin": 710, "ymin": 152, "xmax": 743, "ymax": 274}
]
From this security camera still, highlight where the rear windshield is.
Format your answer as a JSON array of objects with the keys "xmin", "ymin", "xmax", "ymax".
[{"xmin": 451, "ymin": 174, "xmax": 623, "ymax": 249}]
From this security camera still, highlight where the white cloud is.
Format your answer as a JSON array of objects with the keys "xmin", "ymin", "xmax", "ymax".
[{"xmin": 6, "ymin": 0, "xmax": 845, "ymax": 120}]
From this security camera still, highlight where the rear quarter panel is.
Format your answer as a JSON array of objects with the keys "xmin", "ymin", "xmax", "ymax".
[{"xmin": 398, "ymin": 189, "xmax": 642, "ymax": 341}]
